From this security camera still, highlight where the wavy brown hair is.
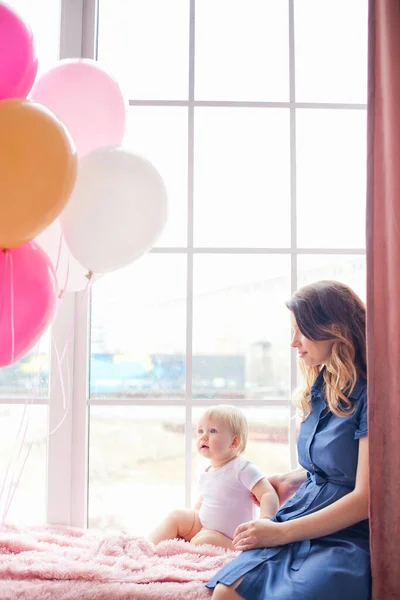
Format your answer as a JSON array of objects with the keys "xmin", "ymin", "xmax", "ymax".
[{"xmin": 286, "ymin": 280, "xmax": 366, "ymax": 418}]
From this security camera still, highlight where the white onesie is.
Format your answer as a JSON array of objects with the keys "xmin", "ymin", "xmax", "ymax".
[{"xmin": 198, "ymin": 455, "xmax": 265, "ymax": 539}]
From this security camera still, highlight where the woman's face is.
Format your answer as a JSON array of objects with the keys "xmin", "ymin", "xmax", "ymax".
[{"xmin": 290, "ymin": 313, "xmax": 335, "ymax": 367}]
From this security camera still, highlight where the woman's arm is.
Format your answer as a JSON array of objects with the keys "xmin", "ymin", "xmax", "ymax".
[
  {"xmin": 234, "ymin": 438, "xmax": 368, "ymax": 550},
  {"xmin": 282, "ymin": 437, "xmax": 369, "ymax": 543}
]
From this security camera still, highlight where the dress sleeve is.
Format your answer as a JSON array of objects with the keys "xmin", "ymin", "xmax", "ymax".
[
  {"xmin": 354, "ymin": 389, "xmax": 368, "ymax": 439},
  {"xmin": 238, "ymin": 460, "xmax": 265, "ymax": 491}
]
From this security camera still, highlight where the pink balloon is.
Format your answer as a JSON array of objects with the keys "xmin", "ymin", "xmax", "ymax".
[
  {"xmin": 0, "ymin": 3, "xmax": 38, "ymax": 100},
  {"xmin": 0, "ymin": 243, "xmax": 57, "ymax": 367},
  {"xmin": 31, "ymin": 59, "xmax": 126, "ymax": 157}
]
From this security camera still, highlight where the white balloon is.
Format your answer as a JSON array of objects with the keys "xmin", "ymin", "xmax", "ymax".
[
  {"xmin": 60, "ymin": 147, "xmax": 168, "ymax": 274},
  {"xmin": 36, "ymin": 220, "xmax": 90, "ymax": 292}
]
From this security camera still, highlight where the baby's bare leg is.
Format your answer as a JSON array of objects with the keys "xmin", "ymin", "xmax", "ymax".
[
  {"xmin": 148, "ymin": 509, "xmax": 202, "ymax": 544},
  {"xmin": 191, "ymin": 528, "xmax": 234, "ymax": 550}
]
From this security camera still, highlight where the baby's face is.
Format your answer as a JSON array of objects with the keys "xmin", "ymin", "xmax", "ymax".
[{"xmin": 196, "ymin": 417, "xmax": 238, "ymax": 462}]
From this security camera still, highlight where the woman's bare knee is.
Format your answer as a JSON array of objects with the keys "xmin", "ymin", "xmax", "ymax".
[
  {"xmin": 212, "ymin": 583, "xmax": 232, "ymax": 599},
  {"xmin": 212, "ymin": 580, "xmax": 243, "ymax": 599}
]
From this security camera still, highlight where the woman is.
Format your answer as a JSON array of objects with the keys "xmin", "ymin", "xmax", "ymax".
[{"xmin": 207, "ymin": 280, "xmax": 371, "ymax": 600}]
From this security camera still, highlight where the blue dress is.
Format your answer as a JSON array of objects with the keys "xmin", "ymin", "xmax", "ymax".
[{"xmin": 206, "ymin": 369, "xmax": 371, "ymax": 599}]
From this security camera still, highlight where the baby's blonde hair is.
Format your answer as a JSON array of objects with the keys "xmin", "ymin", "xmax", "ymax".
[{"xmin": 200, "ymin": 405, "xmax": 248, "ymax": 454}]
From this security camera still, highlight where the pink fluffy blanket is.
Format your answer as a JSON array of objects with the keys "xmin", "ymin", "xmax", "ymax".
[{"xmin": 0, "ymin": 524, "xmax": 238, "ymax": 599}]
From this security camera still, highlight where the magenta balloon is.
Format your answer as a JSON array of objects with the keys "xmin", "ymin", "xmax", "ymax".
[
  {"xmin": 0, "ymin": 242, "xmax": 57, "ymax": 367},
  {"xmin": 31, "ymin": 59, "xmax": 126, "ymax": 157},
  {"xmin": 0, "ymin": 3, "xmax": 38, "ymax": 100},
  {"xmin": 15, "ymin": 54, "xmax": 39, "ymax": 98}
]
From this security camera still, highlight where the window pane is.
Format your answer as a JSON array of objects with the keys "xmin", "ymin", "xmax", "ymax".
[
  {"xmin": 298, "ymin": 255, "xmax": 366, "ymax": 301},
  {"xmin": 295, "ymin": 0, "xmax": 367, "ymax": 103},
  {"xmin": 0, "ymin": 330, "xmax": 50, "ymax": 399},
  {"xmin": 97, "ymin": 0, "xmax": 189, "ymax": 100},
  {"xmin": 192, "ymin": 405, "xmax": 290, "ymax": 503},
  {"xmin": 90, "ymin": 255, "xmax": 186, "ymax": 400},
  {"xmin": 124, "ymin": 107, "xmax": 188, "ymax": 247},
  {"xmin": 8, "ymin": 0, "xmax": 60, "ymax": 77},
  {"xmin": 195, "ymin": 0, "xmax": 289, "ymax": 101},
  {"xmin": 296, "ymin": 110, "xmax": 366, "ymax": 249},
  {"xmin": 0, "ymin": 405, "xmax": 47, "ymax": 525},
  {"xmin": 89, "ymin": 406, "xmax": 185, "ymax": 534},
  {"xmin": 193, "ymin": 255, "xmax": 291, "ymax": 400},
  {"xmin": 194, "ymin": 108, "xmax": 290, "ymax": 247}
]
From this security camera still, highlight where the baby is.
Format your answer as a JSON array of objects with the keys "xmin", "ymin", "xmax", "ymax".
[{"xmin": 148, "ymin": 405, "xmax": 279, "ymax": 550}]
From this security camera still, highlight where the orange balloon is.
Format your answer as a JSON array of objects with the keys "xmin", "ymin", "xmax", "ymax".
[{"xmin": 0, "ymin": 99, "xmax": 77, "ymax": 248}]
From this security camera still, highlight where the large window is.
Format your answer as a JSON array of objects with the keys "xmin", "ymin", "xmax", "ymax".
[
  {"xmin": 87, "ymin": 0, "xmax": 367, "ymax": 532},
  {"xmin": 0, "ymin": 0, "xmax": 367, "ymax": 531}
]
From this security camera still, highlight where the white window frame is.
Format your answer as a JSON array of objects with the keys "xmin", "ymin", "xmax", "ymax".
[
  {"xmin": 1, "ymin": 0, "xmax": 366, "ymax": 528},
  {"xmin": 46, "ymin": 0, "xmax": 97, "ymax": 527}
]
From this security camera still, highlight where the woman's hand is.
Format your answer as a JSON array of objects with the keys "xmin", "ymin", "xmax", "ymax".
[
  {"xmin": 268, "ymin": 468, "xmax": 307, "ymax": 506},
  {"xmin": 233, "ymin": 519, "xmax": 287, "ymax": 551},
  {"xmin": 268, "ymin": 474, "xmax": 297, "ymax": 506}
]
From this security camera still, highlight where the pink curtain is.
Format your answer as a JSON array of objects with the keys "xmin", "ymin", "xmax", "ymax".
[{"xmin": 367, "ymin": 1, "xmax": 400, "ymax": 598}]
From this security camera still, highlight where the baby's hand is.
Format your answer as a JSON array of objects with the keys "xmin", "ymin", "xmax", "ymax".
[{"xmin": 251, "ymin": 493, "xmax": 260, "ymax": 507}]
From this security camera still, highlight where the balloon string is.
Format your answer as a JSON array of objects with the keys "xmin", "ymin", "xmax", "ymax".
[
  {"xmin": 59, "ymin": 274, "xmax": 92, "ymax": 365},
  {"xmin": 58, "ymin": 253, "xmax": 70, "ymax": 300},
  {"xmin": 63, "ymin": 254, "xmax": 70, "ymax": 294},
  {"xmin": 8, "ymin": 252, "xmax": 15, "ymax": 364},
  {"xmin": 2, "ymin": 302, "xmax": 72, "ymax": 521},
  {"xmin": 0, "ymin": 256, "xmax": 91, "ymax": 522},
  {"xmin": 45, "ymin": 273, "xmax": 92, "ymax": 438},
  {"xmin": 55, "ymin": 231, "xmax": 63, "ymax": 274},
  {"xmin": 2, "ymin": 275, "xmax": 92, "ymax": 519},
  {"xmin": 2, "ymin": 412, "xmax": 31, "ymax": 523},
  {"xmin": 1, "ymin": 266, "xmax": 93, "ymax": 521},
  {"xmin": 2, "ymin": 438, "xmax": 34, "ymax": 524},
  {"xmin": 52, "ymin": 333, "xmax": 67, "ymax": 412},
  {"xmin": 0, "ymin": 251, "xmax": 60, "ymax": 523},
  {"xmin": 0, "ymin": 252, "xmax": 38, "ymax": 516},
  {"xmin": 0, "ymin": 250, "xmax": 7, "ymax": 326},
  {"xmin": 43, "ymin": 291, "xmax": 75, "ymax": 437},
  {"xmin": 66, "ymin": 350, "xmax": 71, "ymax": 411},
  {"xmin": 48, "ymin": 340, "xmax": 70, "ymax": 436},
  {"xmin": 0, "ymin": 342, "xmax": 42, "ymax": 524}
]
